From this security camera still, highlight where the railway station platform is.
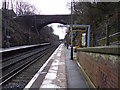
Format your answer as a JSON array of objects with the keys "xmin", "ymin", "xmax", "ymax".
[
  {"xmin": 24, "ymin": 43, "xmax": 94, "ymax": 89},
  {"xmin": 0, "ymin": 43, "xmax": 49, "ymax": 53}
]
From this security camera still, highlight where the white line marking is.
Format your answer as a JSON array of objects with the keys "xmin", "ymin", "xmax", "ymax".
[
  {"xmin": 57, "ymin": 53, "xmax": 61, "ymax": 57},
  {"xmin": 24, "ymin": 44, "xmax": 62, "ymax": 89},
  {"xmin": 40, "ymin": 45, "xmax": 64, "ymax": 88}
]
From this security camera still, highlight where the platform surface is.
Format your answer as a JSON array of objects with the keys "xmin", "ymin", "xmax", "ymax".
[
  {"xmin": 65, "ymin": 46, "xmax": 89, "ymax": 88},
  {"xmin": 0, "ymin": 43, "xmax": 49, "ymax": 53},
  {"xmin": 24, "ymin": 43, "xmax": 90, "ymax": 89}
]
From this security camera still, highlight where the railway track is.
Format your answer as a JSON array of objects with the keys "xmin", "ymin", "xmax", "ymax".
[{"xmin": 1, "ymin": 44, "xmax": 59, "ymax": 89}]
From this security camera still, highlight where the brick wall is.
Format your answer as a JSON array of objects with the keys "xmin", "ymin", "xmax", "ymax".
[{"xmin": 77, "ymin": 51, "xmax": 119, "ymax": 88}]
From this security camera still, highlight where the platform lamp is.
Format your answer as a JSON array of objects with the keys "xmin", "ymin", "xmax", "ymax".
[{"xmin": 70, "ymin": 0, "xmax": 74, "ymax": 60}]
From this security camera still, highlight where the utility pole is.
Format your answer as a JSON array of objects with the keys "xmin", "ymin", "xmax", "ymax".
[
  {"xmin": 3, "ymin": 0, "xmax": 10, "ymax": 48},
  {"xmin": 105, "ymin": 16, "xmax": 109, "ymax": 46},
  {"xmin": 29, "ymin": 28, "xmax": 31, "ymax": 44},
  {"xmin": 34, "ymin": 15, "xmax": 40, "ymax": 43},
  {"xmin": 106, "ymin": 23, "xmax": 109, "ymax": 46},
  {"xmin": 4, "ymin": 0, "xmax": 7, "ymax": 48}
]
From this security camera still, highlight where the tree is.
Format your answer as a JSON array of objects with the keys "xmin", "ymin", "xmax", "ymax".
[
  {"xmin": 68, "ymin": 2, "xmax": 119, "ymax": 46},
  {"xmin": 16, "ymin": 1, "xmax": 38, "ymax": 15}
]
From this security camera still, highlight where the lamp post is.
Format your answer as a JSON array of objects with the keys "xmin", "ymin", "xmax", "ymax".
[
  {"xmin": 70, "ymin": 0, "xmax": 91, "ymax": 60},
  {"xmin": 70, "ymin": 0, "xmax": 73, "ymax": 60},
  {"xmin": 4, "ymin": 0, "xmax": 10, "ymax": 48}
]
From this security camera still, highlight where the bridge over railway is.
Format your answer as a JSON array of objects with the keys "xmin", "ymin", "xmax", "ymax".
[{"xmin": 15, "ymin": 14, "xmax": 71, "ymax": 29}]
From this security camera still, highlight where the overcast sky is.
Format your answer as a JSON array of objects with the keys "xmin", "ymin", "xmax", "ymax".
[{"xmin": 24, "ymin": 0, "xmax": 71, "ymax": 15}]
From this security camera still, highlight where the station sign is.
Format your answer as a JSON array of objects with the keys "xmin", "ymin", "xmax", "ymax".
[{"xmin": 72, "ymin": 26, "xmax": 87, "ymax": 32}]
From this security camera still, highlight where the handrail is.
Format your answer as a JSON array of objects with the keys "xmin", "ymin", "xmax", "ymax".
[{"xmin": 97, "ymin": 32, "xmax": 120, "ymax": 42}]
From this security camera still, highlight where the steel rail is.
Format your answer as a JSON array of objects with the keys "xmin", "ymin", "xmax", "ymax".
[
  {"xmin": 0, "ymin": 45, "xmax": 57, "ymax": 86},
  {"xmin": 1, "ymin": 46, "xmax": 48, "ymax": 70}
]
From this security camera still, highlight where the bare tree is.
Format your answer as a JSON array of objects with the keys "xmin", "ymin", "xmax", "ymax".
[{"xmin": 16, "ymin": 1, "xmax": 38, "ymax": 15}]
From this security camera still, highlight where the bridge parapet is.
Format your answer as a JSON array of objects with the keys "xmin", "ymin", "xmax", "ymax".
[
  {"xmin": 76, "ymin": 46, "xmax": 120, "ymax": 88},
  {"xmin": 15, "ymin": 14, "xmax": 71, "ymax": 29}
]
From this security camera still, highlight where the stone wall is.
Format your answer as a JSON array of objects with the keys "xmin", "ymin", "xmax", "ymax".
[{"xmin": 77, "ymin": 46, "xmax": 120, "ymax": 88}]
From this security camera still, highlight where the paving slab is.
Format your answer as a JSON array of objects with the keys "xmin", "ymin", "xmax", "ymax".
[
  {"xmin": 64, "ymin": 46, "xmax": 89, "ymax": 89},
  {"xmin": 26, "ymin": 44, "xmax": 90, "ymax": 89}
]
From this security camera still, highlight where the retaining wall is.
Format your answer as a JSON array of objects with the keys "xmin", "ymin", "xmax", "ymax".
[{"xmin": 77, "ymin": 46, "xmax": 120, "ymax": 88}]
